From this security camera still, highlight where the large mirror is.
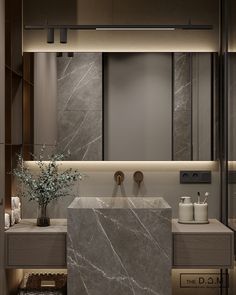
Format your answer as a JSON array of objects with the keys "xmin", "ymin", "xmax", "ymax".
[{"xmin": 22, "ymin": 52, "xmax": 218, "ymax": 161}]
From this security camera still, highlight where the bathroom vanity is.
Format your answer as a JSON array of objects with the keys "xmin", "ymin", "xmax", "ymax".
[
  {"xmin": 5, "ymin": 216, "xmax": 233, "ymax": 270},
  {"xmin": 5, "ymin": 205, "xmax": 234, "ymax": 269},
  {"xmin": 4, "ymin": 209, "xmax": 234, "ymax": 295}
]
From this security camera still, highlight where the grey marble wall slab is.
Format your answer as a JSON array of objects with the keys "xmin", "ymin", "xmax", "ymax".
[
  {"xmin": 173, "ymin": 53, "xmax": 192, "ymax": 161},
  {"xmin": 57, "ymin": 53, "xmax": 102, "ymax": 160},
  {"xmin": 173, "ymin": 53, "xmax": 213, "ymax": 161},
  {"xmin": 68, "ymin": 197, "xmax": 172, "ymax": 295},
  {"xmin": 173, "ymin": 110, "xmax": 191, "ymax": 161}
]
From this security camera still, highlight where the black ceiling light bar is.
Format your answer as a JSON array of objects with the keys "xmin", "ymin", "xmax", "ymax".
[
  {"xmin": 25, "ymin": 24, "xmax": 213, "ymax": 31},
  {"xmin": 25, "ymin": 24, "xmax": 214, "ymax": 43}
]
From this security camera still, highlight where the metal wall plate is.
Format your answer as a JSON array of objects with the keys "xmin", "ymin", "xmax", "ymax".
[
  {"xmin": 228, "ymin": 171, "xmax": 236, "ymax": 184},
  {"xmin": 180, "ymin": 171, "xmax": 212, "ymax": 184}
]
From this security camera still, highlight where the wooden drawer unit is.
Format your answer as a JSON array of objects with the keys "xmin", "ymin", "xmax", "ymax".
[
  {"xmin": 172, "ymin": 219, "xmax": 234, "ymax": 269},
  {"xmin": 5, "ymin": 219, "xmax": 234, "ymax": 269},
  {"xmin": 5, "ymin": 219, "xmax": 67, "ymax": 268}
]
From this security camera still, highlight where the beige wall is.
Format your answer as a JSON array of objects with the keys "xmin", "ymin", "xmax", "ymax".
[
  {"xmin": 22, "ymin": 161, "xmax": 220, "ymax": 220},
  {"xmin": 34, "ymin": 53, "xmax": 57, "ymax": 146},
  {"xmin": 104, "ymin": 53, "xmax": 172, "ymax": 160},
  {"xmin": 23, "ymin": 0, "xmax": 219, "ymax": 52},
  {"xmin": 192, "ymin": 53, "xmax": 212, "ymax": 160}
]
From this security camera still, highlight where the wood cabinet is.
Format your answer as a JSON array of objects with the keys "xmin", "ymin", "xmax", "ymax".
[
  {"xmin": 172, "ymin": 219, "xmax": 234, "ymax": 269},
  {"xmin": 5, "ymin": 220, "xmax": 67, "ymax": 269},
  {"xmin": 5, "ymin": 219, "xmax": 234, "ymax": 269}
]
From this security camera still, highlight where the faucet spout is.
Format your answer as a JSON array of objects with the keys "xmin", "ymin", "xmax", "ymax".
[{"xmin": 114, "ymin": 171, "xmax": 125, "ymax": 186}]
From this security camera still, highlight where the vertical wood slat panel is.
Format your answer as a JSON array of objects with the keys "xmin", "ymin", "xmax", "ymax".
[{"xmin": 4, "ymin": 0, "xmax": 23, "ymax": 215}]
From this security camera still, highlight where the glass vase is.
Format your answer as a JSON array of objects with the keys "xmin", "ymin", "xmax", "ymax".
[{"xmin": 37, "ymin": 204, "xmax": 50, "ymax": 227}]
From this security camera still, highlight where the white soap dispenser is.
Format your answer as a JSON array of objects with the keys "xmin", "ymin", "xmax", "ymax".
[{"xmin": 178, "ymin": 196, "xmax": 194, "ymax": 223}]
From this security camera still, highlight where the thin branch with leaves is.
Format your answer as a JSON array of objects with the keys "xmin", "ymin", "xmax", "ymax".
[{"xmin": 13, "ymin": 147, "xmax": 84, "ymax": 207}]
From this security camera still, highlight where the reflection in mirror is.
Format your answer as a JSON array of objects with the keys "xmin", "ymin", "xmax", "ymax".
[
  {"xmin": 22, "ymin": 52, "xmax": 217, "ymax": 161},
  {"xmin": 104, "ymin": 53, "xmax": 217, "ymax": 161},
  {"xmin": 32, "ymin": 53, "xmax": 103, "ymax": 161}
]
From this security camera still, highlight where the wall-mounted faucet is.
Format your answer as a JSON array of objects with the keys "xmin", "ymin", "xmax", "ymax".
[
  {"xmin": 114, "ymin": 171, "xmax": 125, "ymax": 186},
  {"xmin": 133, "ymin": 171, "xmax": 144, "ymax": 187}
]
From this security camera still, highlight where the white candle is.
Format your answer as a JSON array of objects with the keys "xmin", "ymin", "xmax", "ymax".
[{"xmin": 5, "ymin": 213, "xmax": 10, "ymax": 230}]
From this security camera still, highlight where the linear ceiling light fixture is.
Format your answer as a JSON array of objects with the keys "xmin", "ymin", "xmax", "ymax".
[
  {"xmin": 25, "ymin": 23, "xmax": 214, "ymax": 43},
  {"xmin": 25, "ymin": 24, "xmax": 214, "ymax": 31}
]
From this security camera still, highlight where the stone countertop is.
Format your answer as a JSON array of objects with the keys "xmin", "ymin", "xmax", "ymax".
[
  {"xmin": 68, "ymin": 196, "xmax": 171, "ymax": 209},
  {"xmin": 5, "ymin": 218, "xmax": 232, "ymax": 234},
  {"xmin": 172, "ymin": 219, "xmax": 233, "ymax": 234},
  {"xmin": 5, "ymin": 219, "xmax": 67, "ymax": 233}
]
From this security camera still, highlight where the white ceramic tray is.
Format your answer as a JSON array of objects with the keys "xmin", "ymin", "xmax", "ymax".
[{"xmin": 178, "ymin": 220, "xmax": 209, "ymax": 224}]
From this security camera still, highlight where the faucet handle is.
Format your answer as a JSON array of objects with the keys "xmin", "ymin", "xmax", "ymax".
[
  {"xmin": 133, "ymin": 171, "xmax": 144, "ymax": 187},
  {"xmin": 114, "ymin": 171, "xmax": 125, "ymax": 186}
]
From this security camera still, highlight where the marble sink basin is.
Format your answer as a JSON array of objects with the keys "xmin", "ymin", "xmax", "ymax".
[{"xmin": 68, "ymin": 197, "xmax": 172, "ymax": 295}]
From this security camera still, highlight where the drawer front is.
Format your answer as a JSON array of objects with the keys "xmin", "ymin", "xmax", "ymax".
[
  {"xmin": 173, "ymin": 234, "xmax": 233, "ymax": 268},
  {"xmin": 6, "ymin": 234, "xmax": 66, "ymax": 268}
]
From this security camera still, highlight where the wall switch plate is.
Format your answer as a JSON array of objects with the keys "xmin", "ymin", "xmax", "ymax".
[
  {"xmin": 180, "ymin": 171, "xmax": 211, "ymax": 184},
  {"xmin": 228, "ymin": 171, "xmax": 236, "ymax": 184}
]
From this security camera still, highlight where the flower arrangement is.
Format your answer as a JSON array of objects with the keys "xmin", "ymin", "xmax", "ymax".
[{"xmin": 13, "ymin": 148, "xmax": 83, "ymax": 226}]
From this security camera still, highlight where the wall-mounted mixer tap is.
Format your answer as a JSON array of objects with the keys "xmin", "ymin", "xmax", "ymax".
[{"xmin": 114, "ymin": 171, "xmax": 125, "ymax": 185}]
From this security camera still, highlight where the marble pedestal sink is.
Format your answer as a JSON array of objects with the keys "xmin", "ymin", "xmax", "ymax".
[{"xmin": 67, "ymin": 197, "xmax": 172, "ymax": 295}]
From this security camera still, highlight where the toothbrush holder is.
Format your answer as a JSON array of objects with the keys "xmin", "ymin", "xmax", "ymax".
[{"xmin": 194, "ymin": 202, "xmax": 208, "ymax": 222}]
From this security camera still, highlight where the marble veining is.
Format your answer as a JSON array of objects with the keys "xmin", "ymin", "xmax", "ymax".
[
  {"xmin": 173, "ymin": 53, "xmax": 192, "ymax": 160},
  {"xmin": 68, "ymin": 197, "xmax": 172, "ymax": 295},
  {"xmin": 57, "ymin": 53, "xmax": 102, "ymax": 160}
]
